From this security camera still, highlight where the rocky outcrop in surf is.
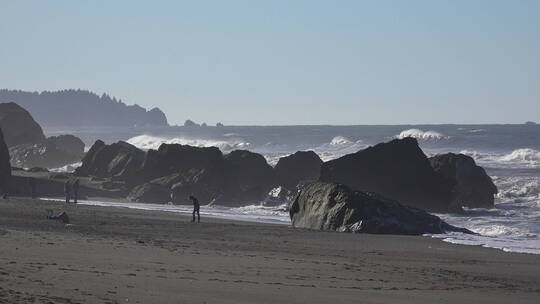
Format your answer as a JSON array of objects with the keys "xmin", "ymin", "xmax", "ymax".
[
  {"xmin": 75, "ymin": 140, "xmax": 144, "ymax": 180},
  {"xmin": 78, "ymin": 141, "xmax": 278, "ymax": 205},
  {"xmin": 46, "ymin": 135, "xmax": 84, "ymax": 159},
  {"xmin": 319, "ymin": 138, "xmax": 455, "ymax": 212},
  {"xmin": 274, "ymin": 151, "xmax": 322, "ymax": 190},
  {"xmin": 9, "ymin": 141, "xmax": 83, "ymax": 169},
  {"xmin": 290, "ymin": 182, "xmax": 473, "ymax": 235},
  {"xmin": 429, "ymin": 153, "xmax": 498, "ymax": 208},
  {"xmin": 0, "ymin": 102, "xmax": 45, "ymax": 147},
  {"xmin": 0, "ymin": 102, "xmax": 86, "ymax": 169}
]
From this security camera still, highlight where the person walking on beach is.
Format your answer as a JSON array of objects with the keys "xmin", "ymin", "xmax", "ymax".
[
  {"xmin": 189, "ymin": 195, "xmax": 200, "ymax": 223},
  {"xmin": 64, "ymin": 180, "xmax": 71, "ymax": 204},
  {"xmin": 72, "ymin": 179, "xmax": 80, "ymax": 204}
]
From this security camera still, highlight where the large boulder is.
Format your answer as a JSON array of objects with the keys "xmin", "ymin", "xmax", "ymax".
[
  {"xmin": 0, "ymin": 102, "xmax": 85, "ymax": 169},
  {"xmin": 274, "ymin": 151, "xmax": 322, "ymax": 190},
  {"xmin": 47, "ymin": 135, "xmax": 85, "ymax": 158},
  {"xmin": 217, "ymin": 150, "xmax": 276, "ymax": 204},
  {"xmin": 75, "ymin": 140, "xmax": 145, "ymax": 179},
  {"xmin": 290, "ymin": 182, "xmax": 473, "ymax": 235},
  {"xmin": 320, "ymin": 138, "xmax": 455, "ymax": 212},
  {"xmin": 0, "ymin": 128, "xmax": 11, "ymax": 192},
  {"xmin": 171, "ymin": 168, "xmax": 224, "ymax": 204},
  {"xmin": 0, "ymin": 102, "xmax": 45, "ymax": 147},
  {"xmin": 429, "ymin": 153, "xmax": 498, "ymax": 208},
  {"xmin": 9, "ymin": 141, "xmax": 82, "ymax": 169},
  {"xmin": 138, "ymin": 144, "xmax": 223, "ymax": 182}
]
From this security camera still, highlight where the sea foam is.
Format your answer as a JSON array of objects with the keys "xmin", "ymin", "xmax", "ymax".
[
  {"xmin": 127, "ymin": 134, "xmax": 251, "ymax": 151},
  {"xmin": 396, "ymin": 129, "xmax": 448, "ymax": 140}
]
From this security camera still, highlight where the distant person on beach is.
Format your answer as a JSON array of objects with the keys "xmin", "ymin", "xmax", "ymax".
[
  {"xmin": 64, "ymin": 180, "xmax": 71, "ymax": 204},
  {"xmin": 189, "ymin": 195, "xmax": 200, "ymax": 223},
  {"xmin": 73, "ymin": 179, "xmax": 80, "ymax": 204}
]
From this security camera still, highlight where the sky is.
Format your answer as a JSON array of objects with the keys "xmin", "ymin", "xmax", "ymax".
[{"xmin": 1, "ymin": 0, "xmax": 539, "ymax": 125}]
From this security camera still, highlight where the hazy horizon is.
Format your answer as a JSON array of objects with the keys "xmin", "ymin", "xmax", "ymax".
[{"xmin": 1, "ymin": 0, "xmax": 539, "ymax": 125}]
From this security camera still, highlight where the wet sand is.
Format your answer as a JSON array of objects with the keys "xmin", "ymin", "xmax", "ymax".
[{"xmin": 0, "ymin": 198, "xmax": 539, "ymax": 303}]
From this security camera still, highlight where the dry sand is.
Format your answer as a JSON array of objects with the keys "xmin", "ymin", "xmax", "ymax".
[{"xmin": 0, "ymin": 198, "xmax": 539, "ymax": 303}]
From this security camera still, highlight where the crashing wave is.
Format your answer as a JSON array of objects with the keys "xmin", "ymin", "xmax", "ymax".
[
  {"xmin": 500, "ymin": 148, "xmax": 540, "ymax": 164},
  {"xmin": 330, "ymin": 136, "xmax": 353, "ymax": 146},
  {"xmin": 127, "ymin": 134, "xmax": 250, "ymax": 151},
  {"xmin": 396, "ymin": 129, "xmax": 448, "ymax": 140},
  {"xmin": 50, "ymin": 162, "xmax": 82, "ymax": 173}
]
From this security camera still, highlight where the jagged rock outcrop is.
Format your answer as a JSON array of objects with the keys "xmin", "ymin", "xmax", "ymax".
[
  {"xmin": 0, "ymin": 102, "xmax": 45, "ymax": 147},
  {"xmin": 290, "ymin": 182, "xmax": 473, "ymax": 235},
  {"xmin": 47, "ymin": 135, "xmax": 85, "ymax": 158},
  {"xmin": 137, "ymin": 144, "xmax": 223, "ymax": 183},
  {"xmin": 0, "ymin": 102, "xmax": 86, "ymax": 169},
  {"xmin": 320, "ymin": 138, "xmax": 455, "ymax": 212},
  {"xmin": 171, "ymin": 168, "xmax": 224, "ymax": 204},
  {"xmin": 429, "ymin": 153, "xmax": 498, "ymax": 208},
  {"xmin": 127, "ymin": 182, "xmax": 171, "ymax": 204},
  {"xmin": 274, "ymin": 151, "xmax": 322, "ymax": 190},
  {"xmin": 76, "ymin": 142, "xmax": 277, "ymax": 205},
  {"xmin": 0, "ymin": 128, "xmax": 11, "ymax": 192},
  {"xmin": 217, "ymin": 150, "xmax": 276, "ymax": 204},
  {"xmin": 8, "ymin": 141, "xmax": 82, "ymax": 169},
  {"xmin": 75, "ymin": 140, "xmax": 145, "ymax": 179}
]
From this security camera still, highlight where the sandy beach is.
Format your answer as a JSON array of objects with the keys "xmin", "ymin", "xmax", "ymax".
[{"xmin": 0, "ymin": 198, "xmax": 539, "ymax": 304}]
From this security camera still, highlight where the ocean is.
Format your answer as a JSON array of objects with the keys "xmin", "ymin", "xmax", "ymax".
[{"xmin": 46, "ymin": 124, "xmax": 540, "ymax": 254}]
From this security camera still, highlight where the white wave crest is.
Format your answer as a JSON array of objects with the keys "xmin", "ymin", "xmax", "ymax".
[
  {"xmin": 500, "ymin": 149, "xmax": 540, "ymax": 164},
  {"xmin": 50, "ymin": 162, "xmax": 82, "ymax": 173},
  {"xmin": 127, "ymin": 135, "xmax": 250, "ymax": 151},
  {"xmin": 330, "ymin": 136, "xmax": 353, "ymax": 146},
  {"xmin": 396, "ymin": 129, "xmax": 448, "ymax": 140}
]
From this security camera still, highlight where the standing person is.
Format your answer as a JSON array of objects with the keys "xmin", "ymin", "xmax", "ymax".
[
  {"xmin": 189, "ymin": 195, "xmax": 200, "ymax": 223},
  {"xmin": 72, "ymin": 179, "xmax": 80, "ymax": 204},
  {"xmin": 64, "ymin": 180, "xmax": 71, "ymax": 204}
]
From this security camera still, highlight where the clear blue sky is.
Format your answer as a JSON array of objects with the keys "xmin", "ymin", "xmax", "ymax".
[{"xmin": 1, "ymin": 0, "xmax": 539, "ymax": 125}]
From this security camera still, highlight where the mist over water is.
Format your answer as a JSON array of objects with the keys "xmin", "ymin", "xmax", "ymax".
[{"xmin": 47, "ymin": 124, "xmax": 540, "ymax": 254}]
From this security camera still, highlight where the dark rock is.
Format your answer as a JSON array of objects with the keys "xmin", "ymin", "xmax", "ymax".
[
  {"xmin": 75, "ymin": 140, "xmax": 145, "ymax": 179},
  {"xmin": 9, "ymin": 141, "xmax": 82, "ymax": 169},
  {"xmin": 47, "ymin": 135, "xmax": 85, "ymax": 158},
  {"xmin": 171, "ymin": 168, "xmax": 226, "ymax": 205},
  {"xmin": 0, "ymin": 102, "xmax": 45, "ymax": 147},
  {"xmin": 0, "ymin": 128, "xmax": 11, "ymax": 192},
  {"xmin": 101, "ymin": 180, "xmax": 126, "ymax": 190},
  {"xmin": 290, "ymin": 182, "xmax": 473, "ymax": 235},
  {"xmin": 320, "ymin": 138, "xmax": 455, "ymax": 212},
  {"xmin": 429, "ymin": 153, "xmax": 498, "ymax": 208},
  {"xmin": 127, "ymin": 182, "xmax": 171, "ymax": 204},
  {"xmin": 274, "ymin": 151, "xmax": 322, "ymax": 190},
  {"xmin": 0, "ymin": 103, "xmax": 85, "ymax": 168},
  {"xmin": 184, "ymin": 119, "xmax": 200, "ymax": 127},
  {"xmin": 219, "ymin": 150, "xmax": 276, "ymax": 204},
  {"xmin": 138, "ymin": 144, "xmax": 223, "ymax": 183}
]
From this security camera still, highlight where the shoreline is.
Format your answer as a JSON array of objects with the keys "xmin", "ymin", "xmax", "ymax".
[
  {"xmin": 35, "ymin": 196, "xmax": 540, "ymax": 255},
  {"xmin": 1, "ymin": 198, "xmax": 539, "ymax": 303}
]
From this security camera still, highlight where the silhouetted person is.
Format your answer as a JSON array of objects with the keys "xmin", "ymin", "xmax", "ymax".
[
  {"xmin": 189, "ymin": 195, "xmax": 200, "ymax": 223},
  {"xmin": 72, "ymin": 179, "xmax": 80, "ymax": 204},
  {"xmin": 64, "ymin": 180, "xmax": 71, "ymax": 204},
  {"xmin": 29, "ymin": 178, "xmax": 37, "ymax": 199}
]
